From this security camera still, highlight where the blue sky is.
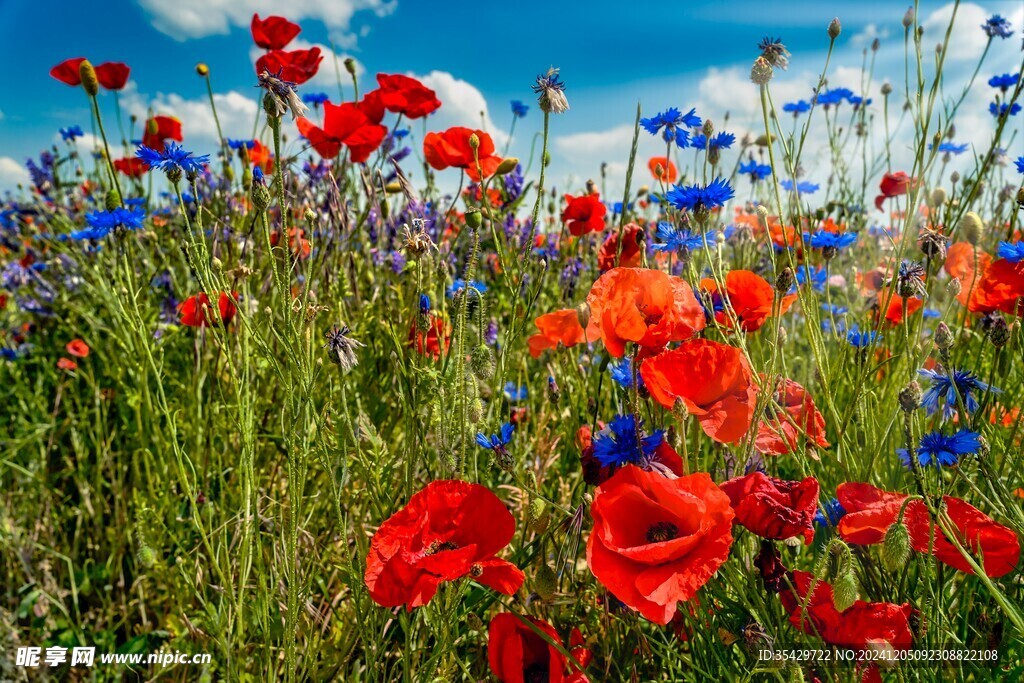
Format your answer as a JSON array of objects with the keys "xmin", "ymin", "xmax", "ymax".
[{"xmin": 0, "ymin": 0, "xmax": 1021, "ymax": 192}]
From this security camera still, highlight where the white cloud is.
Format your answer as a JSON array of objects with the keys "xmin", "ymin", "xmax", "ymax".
[
  {"xmin": 850, "ymin": 23, "xmax": 890, "ymax": 47},
  {"xmin": 922, "ymin": 2, "xmax": 990, "ymax": 61},
  {"xmin": 414, "ymin": 71, "xmax": 507, "ymax": 147},
  {"xmin": 0, "ymin": 110, "xmax": 5, "ymax": 121},
  {"xmin": 136, "ymin": 0, "xmax": 396, "ymax": 45},
  {"xmin": 0, "ymin": 157, "xmax": 30, "ymax": 191}
]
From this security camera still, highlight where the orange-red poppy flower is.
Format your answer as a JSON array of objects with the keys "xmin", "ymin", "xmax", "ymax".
[
  {"xmin": 255, "ymin": 47, "xmax": 322, "ymax": 85},
  {"xmin": 57, "ymin": 357, "xmax": 78, "ymax": 372},
  {"xmin": 527, "ymin": 309, "xmax": 599, "ymax": 358},
  {"xmin": 142, "ymin": 115, "xmax": 183, "ymax": 152},
  {"xmin": 875, "ymin": 171, "xmax": 915, "ymax": 211},
  {"xmin": 720, "ymin": 472, "xmax": 819, "ymax": 544},
  {"xmin": 409, "ymin": 315, "xmax": 450, "ymax": 360},
  {"xmin": 597, "ymin": 223, "xmax": 642, "ymax": 271},
  {"xmin": 640, "ymin": 339, "xmax": 757, "ymax": 444},
  {"xmin": 877, "ymin": 290, "xmax": 923, "ymax": 325},
  {"xmin": 374, "ymin": 73, "xmax": 441, "ymax": 119},
  {"xmin": 178, "ymin": 292, "xmax": 238, "ymax": 328},
  {"xmin": 488, "ymin": 613, "xmax": 591, "ymax": 683},
  {"xmin": 251, "ymin": 14, "xmax": 301, "ymax": 50},
  {"xmin": 248, "ymin": 139, "xmax": 274, "ymax": 173},
  {"xmin": 365, "ymin": 480, "xmax": 524, "ymax": 609},
  {"xmin": 561, "ymin": 193, "xmax": 607, "ymax": 236},
  {"xmin": 296, "ymin": 101, "xmax": 388, "ymax": 163},
  {"xmin": 968, "ymin": 259, "xmax": 1024, "ymax": 316},
  {"xmin": 700, "ymin": 270, "xmax": 796, "ymax": 332},
  {"xmin": 754, "ymin": 377, "xmax": 829, "ymax": 455},
  {"xmin": 837, "ymin": 482, "xmax": 1020, "ymax": 578},
  {"xmin": 50, "ymin": 57, "xmax": 86, "ymax": 86},
  {"xmin": 945, "ymin": 242, "xmax": 991, "ymax": 306},
  {"xmin": 585, "ymin": 267, "xmax": 704, "ymax": 357},
  {"xmin": 587, "ymin": 466, "xmax": 734, "ymax": 624},
  {"xmin": 66, "ymin": 339, "xmax": 90, "ymax": 358},
  {"xmin": 94, "ymin": 62, "xmax": 130, "ymax": 90},
  {"xmin": 114, "ymin": 158, "xmax": 149, "ymax": 178},
  {"xmin": 424, "ymin": 127, "xmax": 502, "ymax": 181},
  {"xmin": 647, "ymin": 156, "xmax": 678, "ymax": 184}
]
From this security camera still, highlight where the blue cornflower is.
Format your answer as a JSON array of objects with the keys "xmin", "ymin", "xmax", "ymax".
[
  {"xmin": 988, "ymin": 73, "xmax": 1020, "ymax": 91},
  {"xmin": 136, "ymin": 142, "xmax": 210, "ymax": 178},
  {"xmin": 447, "ymin": 278, "xmax": 488, "ymax": 298},
  {"xmin": 794, "ymin": 264, "xmax": 827, "ymax": 293},
  {"xmin": 846, "ymin": 325, "xmax": 879, "ymax": 348},
  {"xmin": 640, "ymin": 107, "xmax": 701, "ymax": 147},
  {"xmin": 981, "ymin": 15, "xmax": 1013, "ymax": 39},
  {"xmin": 848, "ymin": 95, "xmax": 872, "ymax": 107},
  {"xmin": 510, "ymin": 100, "xmax": 529, "ymax": 117},
  {"xmin": 782, "ymin": 100, "xmax": 811, "ymax": 115},
  {"xmin": 989, "ymin": 102, "xmax": 1022, "ymax": 117},
  {"xmin": 898, "ymin": 429, "xmax": 981, "ymax": 468},
  {"xmin": 475, "ymin": 422, "xmax": 515, "ymax": 452},
  {"xmin": 919, "ymin": 367, "xmax": 999, "ymax": 419},
  {"xmin": 503, "ymin": 382, "xmax": 528, "ymax": 401},
  {"xmin": 779, "ymin": 179, "xmax": 820, "ymax": 194},
  {"xmin": 609, "ymin": 358, "xmax": 645, "ymax": 391},
  {"xmin": 592, "ymin": 414, "xmax": 664, "ymax": 468},
  {"xmin": 922, "ymin": 308, "xmax": 941, "ymax": 319},
  {"xmin": 301, "ymin": 92, "xmax": 329, "ymax": 106},
  {"xmin": 60, "ymin": 125, "xmax": 84, "ymax": 142},
  {"xmin": 70, "ymin": 207, "xmax": 146, "ymax": 240},
  {"xmin": 815, "ymin": 87, "xmax": 854, "ymax": 106},
  {"xmin": 418, "ymin": 293, "xmax": 431, "ymax": 315},
  {"xmin": 814, "ymin": 498, "xmax": 846, "ymax": 527},
  {"xmin": 805, "ymin": 230, "xmax": 858, "ymax": 251},
  {"xmin": 929, "ymin": 141, "xmax": 969, "ymax": 155},
  {"xmin": 738, "ymin": 159, "xmax": 772, "ymax": 180},
  {"xmin": 253, "ymin": 167, "xmax": 266, "ymax": 185},
  {"xmin": 1016, "ymin": 156, "xmax": 1024, "ymax": 174},
  {"xmin": 821, "ymin": 303, "xmax": 848, "ymax": 316},
  {"xmin": 651, "ymin": 223, "xmax": 708, "ymax": 254},
  {"xmin": 758, "ymin": 36, "xmax": 790, "ymax": 69},
  {"xmin": 997, "ymin": 241, "xmax": 1024, "ymax": 262},
  {"xmin": 666, "ymin": 177, "xmax": 734, "ymax": 212},
  {"xmin": 690, "ymin": 131, "xmax": 735, "ymax": 151},
  {"xmin": 227, "ymin": 139, "xmax": 255, "ymax": 150}
]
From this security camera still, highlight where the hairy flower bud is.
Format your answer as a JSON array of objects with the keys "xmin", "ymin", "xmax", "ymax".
[
  {"xmin": 899, "ymin": 380, "xmax": 922, "ymax": 412},
  {"xmin": 750, "ymin": 56, "xmax": 774, "ymax": 85},
  {"xmin": 105, "ymin": 188, "xmax": 121, "ymax": 211},
  {"xmin": 832, "ymin": 573, "xmax": 858, "ymax": 612},
  {"xmin": 934, "ymin": 321, "xmax": 954, "ymax": 351},
  {"xmin": 79, "ymin": 60, "xmax": 99, "ymax": 96},
  {"xmin": 882, "ymin": 520, "xmax": 911, "ymax": 571},
  {"xmin": 775, "ymin": 267, "xmax": 795, "ymax": 294},
  {"xmin": 959, "ymin": 212, "xmax": 984, "ymax": 246},
  {"xmin": 470, "ymin": 343, "xmax": 495, "ymax": 380},
  {"xmin": 534, "ymin": 563, "xmax": 557, "ymax": 600}
]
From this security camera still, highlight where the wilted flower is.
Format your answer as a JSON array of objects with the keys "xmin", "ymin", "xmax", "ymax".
[
  {"xmin": 324, "ymin": 324, "xmax": 365, "ymax": 371},
  {"xmin": 532, "ymin": 67, "xmax": 569, "ymax": 114}
]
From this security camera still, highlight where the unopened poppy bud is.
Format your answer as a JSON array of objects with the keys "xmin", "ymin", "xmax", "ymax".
[
  {"xmin": 196, "ymin": 63, "xmax": 209, "ymax": 76},
  {"xmin": 466, "ymin": 613, "xmax": 484, "ymax": 632},
  {"xmin": 929, "ymin": 187, "xmax": 947, "ymax": 207},
  {"xmin": 105, "ymin": 188, "xmax": 121, "ymax": 211},
  {"xmin": 79, "ymin": 60, "xmax": 99, "ymax": 96},
  {"xmin": 468, "ymin": 133, "xmax": 480, "ymax": 151},
  {"xmin": 534, "ymin": 563, "xmax": 557, "ymax": 600},
  {"xmin": 637, "ymin": 185, "xmax": 648, "ymax": 196},
  {"xmin": 470, "ymin": 344, "xmax": 495, "ymax": 380},
  {"xmin": 384, "ymin": 181, "xmax": 402, "ymax": 193},
  {"xmin": 495, "ymin": 157, "xmax": 519, "ymax": 175},
  {"xmin": 304, "ymin": 208, "xmax": 317, "ymax": 223},
  {"xmin": 344, "ymin": 57, "xmax": 357, "ymax": 76},
  {"xmin": 465, "ymin": 208, "xmax": 482, "ymax": 230},
  {"xmin": 882, "ymin": 520, "xmax": 911, "ymax": 571},
  {"xmin": 828, "ymin": 17, "xmax": 841, "ymax": 39},
  {"xmin": 775, "ymin": 267, "xmax": 795, "ymax": 294},
  {"xmin": 468, "ymin": 397, "xmax": 484, "ymax": 424},
  {"xmin": 934, "ymin": 321, "xmax": 954, "ymax": 351},
  {"xmin": 831, "ymin": 573, "xmax": 858, "ymax": 612},
  {"xmin": 959, "ymin": 212, "xmax": 984, "ymax": 245},
  {"xmin": 750, "ymin": 56, "xmax": 774, "ymax": 85},
  {"xmin": 575, "ymin": 302, "xmax": 591, "ymax": 330}
]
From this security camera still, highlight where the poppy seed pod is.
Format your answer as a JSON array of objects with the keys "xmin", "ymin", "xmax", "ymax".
[
  {"xmin": 344, "ymin": 57, "xmax": 357, "ymax": 76},
  {"xmin": 79, "ymin": 60, "xmax": 99, "ymax": 96},
  {"xmin": 959, "ymin": 212, "xmax": 984, "ymax": 246},
  {"xmin": 465, "ymin": 208, "xmax": 482, "ymax": 230}
]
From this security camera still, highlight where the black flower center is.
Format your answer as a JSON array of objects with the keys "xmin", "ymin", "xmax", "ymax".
[
  {"xmin": 427, "ymin": 540, "xmax": 458, "ymax": 555},
  {"xmin": 524, "ymin": 663, "xmax": 550, "ymax": 683},
  {"xmin": 646, "ymin": 521, "xmax": 680, "ymax": 543}
]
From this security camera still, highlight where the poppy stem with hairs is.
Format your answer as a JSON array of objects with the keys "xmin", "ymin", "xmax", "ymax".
[
  {"xmin": 87, "ymin": 92, "xmax": 124, "ymax": 207},
  {"xmin": 614, "ymin": 102, "xmax": 641, "ymax": 268}
]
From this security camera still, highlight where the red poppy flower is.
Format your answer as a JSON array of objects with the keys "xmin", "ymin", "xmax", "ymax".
[
  {"xmin": 969, "ymin": 258, "xmax": 1024, "ymax": 316},
  {"xmin": 877, "ymin": 290, "xmax": 923, "ymax": 325},
  {"xmin": 409, "ymin": 315, "xmax": 450, "ymax": 360},
  {"xmin": 587, "ymin": 466, "xmax": 734, "ymax": 624},
  {"xmin": 945, "ymin": 242, "xmax": 990, "ymax": 306},
  {"xmin": 719, "ymin": 472, "xmax": 819, "ymax": 544},
  {"xmin": 374, "ymin": 73, "xmax": 441, "ymax": 119},
  {"xmin": 597, "ymin": 223, "xmax": 643, "ymax": 271},
  {"xmin": 579, "ymin": 426, "xmax": 683, "ymax": 486},
  {"xmin": 270, "ymin": 227, "xmax": 311, "ymax": 260},
  {"xmin": 424, "ymin": 127, "xmax": 503, "ymax": 182},
  {"xmin": 296, "ymin": 101, "xmax": 388, "ymax": 162},
  {"xmin": 561, "ymin": 193, "xmax": 607, "ymax": 236},
  {"xmin": 755, "ymin": 377, "xmax": 829, "ymax": 455},
  {"xmin": 248, "ymin": 139, "xmax": 274, "ymax": 173},
  {"xmin": 585, "ymin": 267, "xmax": 705, "ymax": 358},
  {"xmin": 178, "ymin": 292, "xmax": 238, "ymax": 328},
  {"xmin": 251, "ymin": 14, "xmax": 301, "ymax": 50},
  {"xmin": 488, "ymin": 613, "xmax": 591, "ymax": 683},
  {"xmin": 527, "ymin": 309, "xmax": 599, "ymax": 358},
  {"xmin": 358, "ymin": 88, "xmax": 387, "ymax": 123},
  {"xmin": 57, "ymin": 357, "xmax": 78, "ymax": 372},
  {"xmin": 647, "ymin": 156, "xmax": 678, "ymax": 184},
  {"xmin": 142, "ymin": 116, "xmax": 183, "ymax": 152},
  {"xmin": 781, "ymin": 570, "xmax": 915, "ymax": 651},
  {"xmin": 837, "ymin": 482, "xmax": 1020, "ymax": 578},
  {"xmin": 255, "ymin": 47, "xmax": 322, "ymax": 85},
  {"xmin": 50, "ymin": 57, "xmax": 86, "ymax": 86},
  {"xmin": 66, "ymin": 339, "xmax": 90, "ymax": 358},
  {"xmin": 700, "ymin": 270, "xmax": 796, "ymax": 333},
  {"xmin": 94, "ymin": 62, "xmax": 130, "ymax": 90},
  {"xmin": 874, "ymin": 171, "xmax": 915, "ymax": 211},
  {"xmin": 113, "ymin": 157, "xmax": 149, "ymax": 178},
  {"xmin": 364, "ymin": 479, "xmax": 524, "ymax": 609},
  {"xmin": 640, "ymin": 339, "xmax": 757, "ymax": 444}
]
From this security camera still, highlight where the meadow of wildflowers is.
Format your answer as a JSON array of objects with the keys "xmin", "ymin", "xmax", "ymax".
[{"xmin": 2, "ymin": 3, "xmax": 1024, "ymax": 682}]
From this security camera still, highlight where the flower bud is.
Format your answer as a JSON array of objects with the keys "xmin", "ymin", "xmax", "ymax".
[
  {"xmin": 832, "ymin": 573, "xmax": 858, "ymax": 612},
  {"xmin": 987, "ymin": 315, "xmax": 1010, "ymax": 347},
  {"xmin": 344, "ymin": 57, "xmax": 357, "ymax": 76},
  {"xmin": 105, "ymin": 188, "xmax": 121, "ymax": 211},
  {"xmin": 750, "ymin": 56, "xmax": 774, "ymax": 85},
  {"xmin": 468, "ymin": 133, "xmax": 480, "ymax": 151},
  {"xmin": 251, "ymin": 181, "xmax": 271, "ymax": 211},
  {"xmin": 828, "ymin": 17, "xmax": 842, "ymax": 39},
  {"xmin": 881, "ymin": 82, "xmax": 893, "ymax": 96},
  {"xmin": 195, "ymin": 63, "xmax": 209, "ymax": 77},
  {"xmin": 902, "ymin": 7, "xmax": 915, "ymax": 29},
  {"xmin": 882, "ymin": 520, "xmax": 911, "ymax": 571},
  {"xmin": 928, "ymin": 187, "xmax": 947, "ymax": 207},
  {"xmin": 79, "ymin": 60, "xmax": 99, "ymax": 96},
  {"xmin": 934, "ymin": 321, "xmax": 954, "ymax": 351},
  {"xmin": 959, "ymin": 212, "xmax": 984, "ymax": 245},
  {"xmin": 470, "ymin": 343, "xmax": 495, "ymax": 380},
  {"xmin": 495, "ymin": 157, "xmax": 519, "ymax": 175},
  {"xmin": 575, "ymin": 302, "xmax": 591, "ymax": 330},
  {"xmin": 534, "ymin": 563, "xmax": 557, "ymax": 600},
  {"xmin": 775, "ymin": 267, "xmax": 795, "ymax": 294},
  {"xmin": 947, "ymin": 277, "xmax": 962, "ymax": 297},
  {"xmin": 899, "ymin": 380, "xmax": 922, "ymax": 412}
]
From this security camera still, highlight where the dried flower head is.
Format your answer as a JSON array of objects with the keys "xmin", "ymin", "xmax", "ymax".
[{"xmin": 532, "ymin": 67, "xmax": 569, "ymax": 114}]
